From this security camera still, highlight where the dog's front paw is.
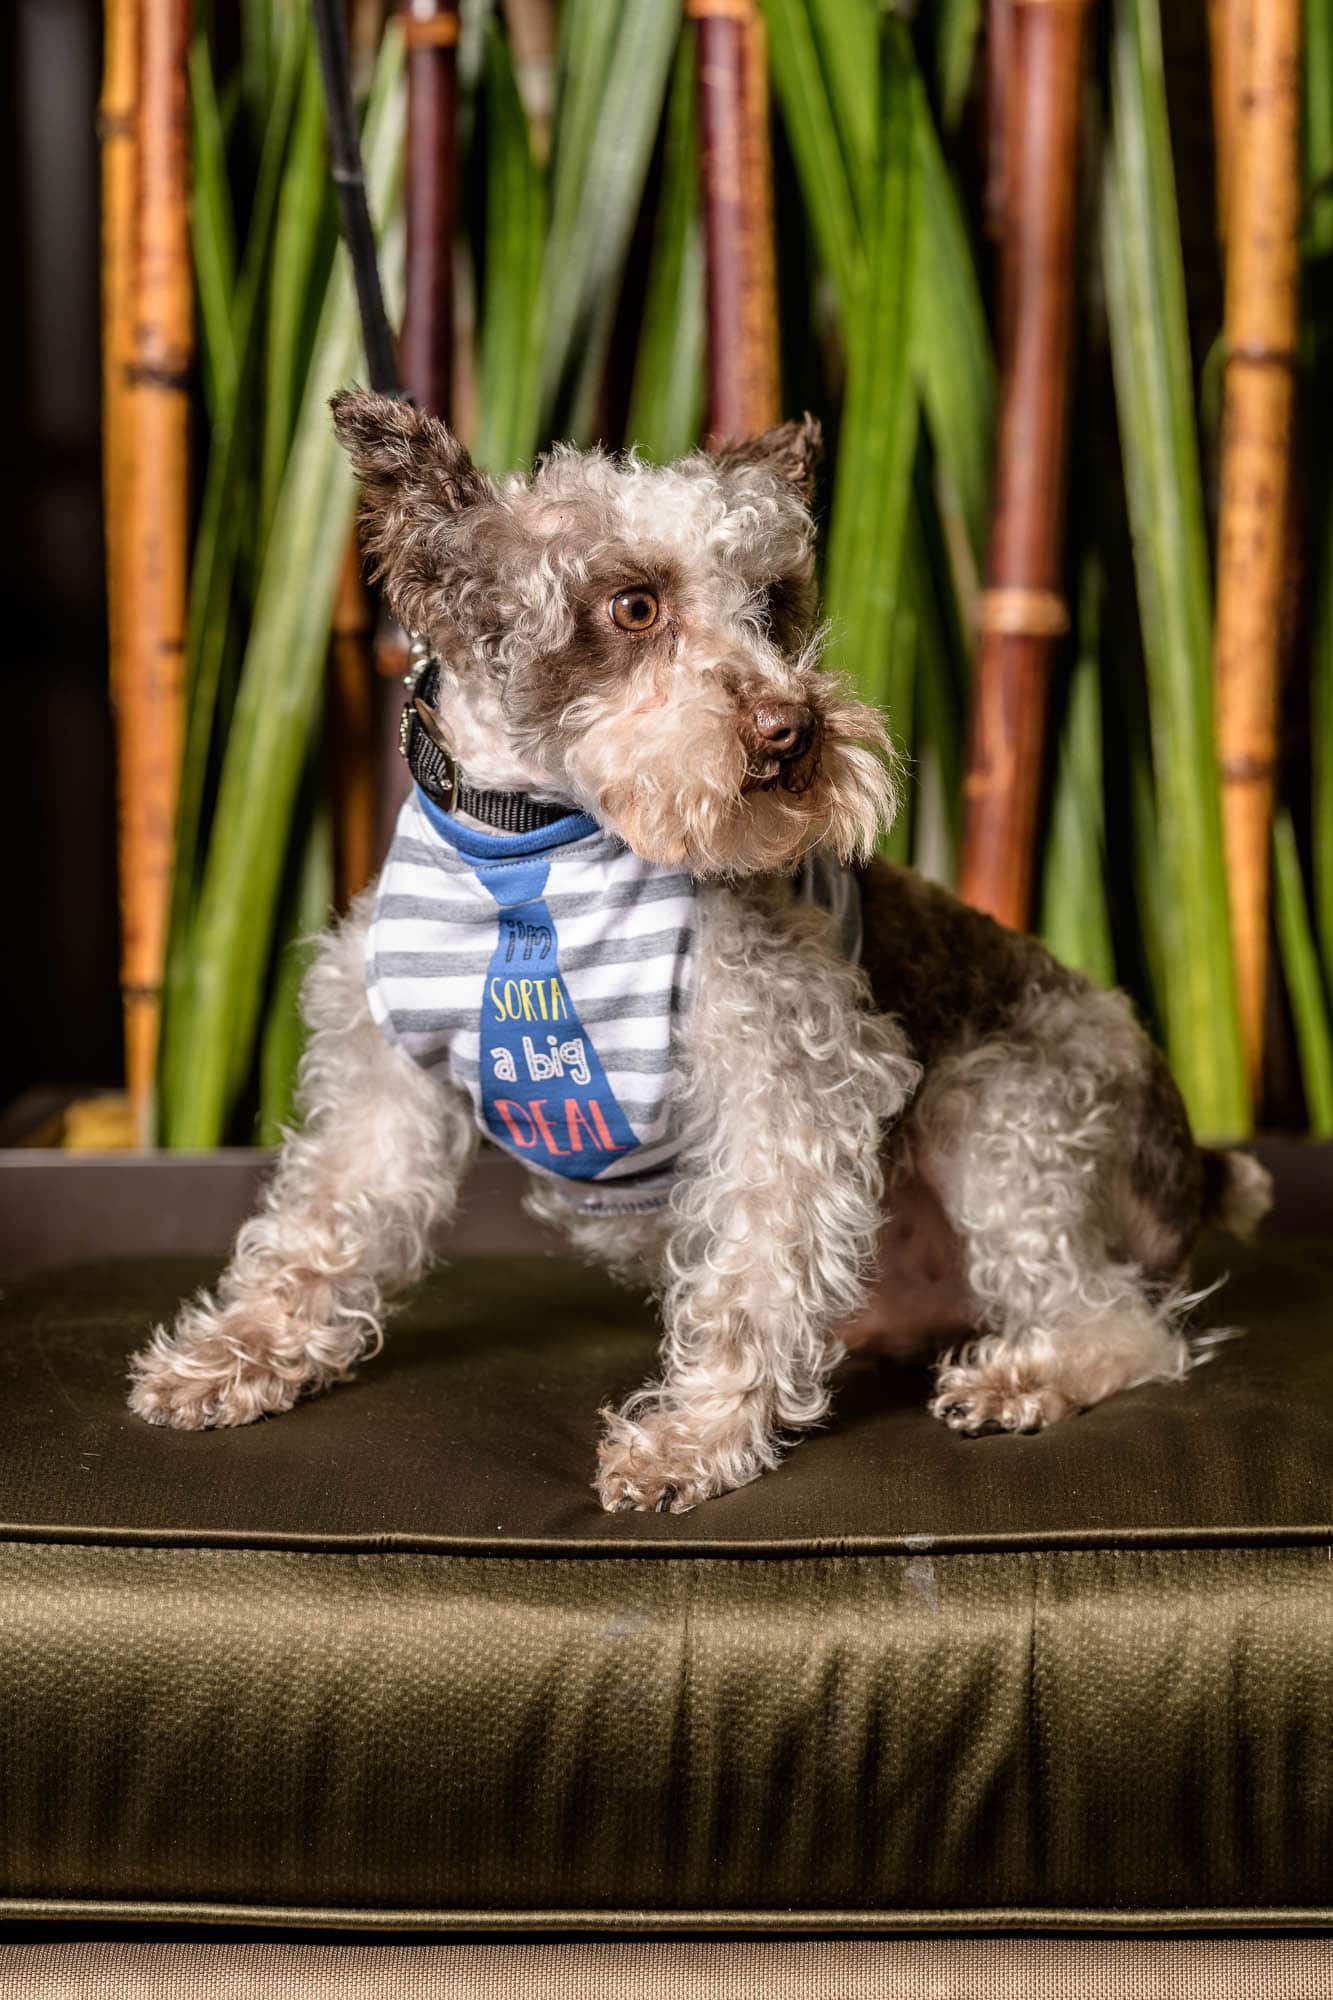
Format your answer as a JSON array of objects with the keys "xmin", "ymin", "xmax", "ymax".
[
  {"xmin": 128, "ymin": 1314, "xmax": 307, "ymax": 1431},
  {"xmin": 929, "ymin": 1362, "xmax": 1073, "ymax": 1437},
  {"xmin": 595, "ymin": 1405, "xmax": 768, "ymax": 1514}
]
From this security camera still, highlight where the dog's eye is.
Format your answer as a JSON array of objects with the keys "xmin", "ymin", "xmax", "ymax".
[{"xmin": 610, "ymin": 588, "xmax": 659, "ymax": 632}]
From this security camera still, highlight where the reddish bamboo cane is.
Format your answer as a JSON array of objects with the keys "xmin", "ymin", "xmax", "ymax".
[
  {"xmin": 402, "ymin": 0, "xmax": 460, "ymax": 419},
  {"xmin": 116, "ymin": 0, "xmax": 192, "ymax": 1141},
  {"xmin": 1211, "ymin": 0, "xmax": 1302, "ymax": 1093},
  {"xmin": 372, "ymin": 0, "xmax": 462, "ymax": 857},
  {"xmin": 691, "ymin": 0, "xmax": 780, "ymax": 441},
  {"xmin": 959, "ymin": 0, "xmax": 1089, "ymax": 931}
]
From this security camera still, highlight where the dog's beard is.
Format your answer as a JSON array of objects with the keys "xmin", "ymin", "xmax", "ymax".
[{"xmin": 561, "ymin": 673, "xmax": 898, "ymax": 877}]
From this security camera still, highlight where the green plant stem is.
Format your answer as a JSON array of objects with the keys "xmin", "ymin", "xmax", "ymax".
[
  {"xmin": 1040, "ymin": 562, "xmax": 1116, "ymax": 986},
  {"xmin": 823, "ymin": 23, "xmax": 918, "ymax": 847},
  {"xmin": 1102, "ymin": 0, "xmax": 1248, "ymax": 1138},
  {"xmin": 162, "ymin": 14, "xmax": 308, "ymax": 1129},
  {"xmin": 258, "ymin": 788, "xmax": 334, "ymax": 1144},
  {"xmin": 259, "ymin": 27, "xmax": 334, "ymax": 542},
  {"xmin": 539, "ymin": 0, "xmax": 678, "ymax": 436},
  {"xmin": 163, "ymin": 27, "xmax": 406, "ymax": 1147},
  {"xmin": 625, "ymin": 29, "xmax": 705, "ymax": 463},
  {"xmin": 190, "ymin": 29, "xmax": 238, "ymax": 423},
  {"xmin": 763, "ymin": 0, "xmax": 865, "ymax": 322},
  {"xmin": 474, "ymin": 20, "xmax": 546, "ymax": 474}
]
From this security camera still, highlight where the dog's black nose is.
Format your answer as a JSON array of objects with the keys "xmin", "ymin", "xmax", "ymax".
[{"xmin": 751, "ymin": 702, "xmax": 815, "ymax": 759}]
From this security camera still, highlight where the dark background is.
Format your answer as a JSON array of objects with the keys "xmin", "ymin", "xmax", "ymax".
[{"xmin": 2, "ymin": 0, "xmax": 121, "ymax": 1115}]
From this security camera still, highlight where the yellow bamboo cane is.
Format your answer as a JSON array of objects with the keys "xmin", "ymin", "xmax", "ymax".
[
  {"xmin": 117, "ymin": 0, "xmax": 193, "ymax": 1142},
  {"xmin": 1211, "ymin": 0, "xmax": 1302, "ymax": 1095},
  {"xmin": 100, "ymin": 0, "xmax": 138, "ymax": 712}
]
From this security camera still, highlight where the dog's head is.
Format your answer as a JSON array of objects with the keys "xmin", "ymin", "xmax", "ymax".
[{"xmin": 332, "ymin": 388, "xmax": 897, "ymax": 875}]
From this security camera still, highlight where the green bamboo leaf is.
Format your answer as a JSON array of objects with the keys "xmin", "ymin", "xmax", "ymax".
[
  {"xmin": 1102, "ymin": 0, "xmax": 1248, "ymax": 1138},
  {"xmin": 161, "ymin": 16, "xmax": 309, "ymax": 1127},
  {"xmin": 625, "ymin": 31, "xmax": 705, "ymax": 464},
  {"xmin": 163, "ymin": 28, "xmax": 407, "ymax": 1147},
  {"xmin": 547, "ymin": 0, "xmax": 621, "ymax": 266},
  {"xmin": 806, "ymin": 0, "xmax": 878, "ymax": 223},
  {"xmin": 823, "ymin": 20, "xmax": 918, "ymax": 817},
  {"xmin": 259, "ymin": 27, "xmax": 336, "ymax": 541},
  {"xmin": 903, "ymin": 458, "xmax": 971, "ymax": 876},
  {"xmin": 190, "ymin": 30, "xmax": 238, "ymax": 423},
  {"xmin": 258, "ymin": 790, "xmax": 334, "ymax": 1143},
  {"xmin": 1273, "ymin": 809, "xmax": 1333, "ymax": 1136},
  {"xmin": 932, "ymin": 0, "xmax": 982, "ymax": 134},
  {"xmin": 240, "ymin": 0, "xmax": 278, "ymax": 148},
  {"xmin": 762, "ymin": 0, "xmax": 865, "ymax": 321},
  {"xmin": 474, "ymin": 21, "xmax": 546, "ymax": 474},
  {"xmin": 1040, "ymin": 562, "xmax": 1116, "ymax": 987},
  {"xmin": 546, "ymin": 1, "xmax": 681, "ymax": 438},
  {"xmin": 912, "ymin": 86, "xmax": 994, "ymax": 570}
]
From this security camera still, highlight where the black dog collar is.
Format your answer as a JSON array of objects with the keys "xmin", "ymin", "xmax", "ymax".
[{"xmin": 400, "ymin": 657, "xmax": 573, "ymax": 835}]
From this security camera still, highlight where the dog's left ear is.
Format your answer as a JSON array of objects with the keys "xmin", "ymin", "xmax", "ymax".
[
  {"xmin": 331, "ymin": 387, "xmax": 494, "ymax": 516},
  {"xmin": 711, "ymin": 415, "xmax": 823, "ymax": 503},
  {"xmin": 331, "ymin": 388, "xmax": 498, "ymax": 629}
]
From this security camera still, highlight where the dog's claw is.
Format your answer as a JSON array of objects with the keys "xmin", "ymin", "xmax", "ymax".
[
  {"xmin": 655, "ymin": 1487, "xmax": 677, "ymax": 1513},
  {"xmin": 611, "ymin": 1497, "xmax": 636, "ymax": 1513}
]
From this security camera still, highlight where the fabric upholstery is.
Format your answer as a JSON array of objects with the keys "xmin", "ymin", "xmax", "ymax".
[
  {"xmin": 0, "ymin": 1239, "xmax": 1330, "ymax": 1930},
  {"xmin": 3, "ymin": 1939, "xmax": 1332, "ymax": 1999}
]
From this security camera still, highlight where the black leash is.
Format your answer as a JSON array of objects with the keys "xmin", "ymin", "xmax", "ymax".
[{"xmin": 309, "ymin": 0, "xmax": 404, "ymax": 400}]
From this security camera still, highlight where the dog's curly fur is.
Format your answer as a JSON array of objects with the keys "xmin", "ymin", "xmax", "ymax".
[{"xmin": 128, "ymin": 396, "xmax": 1272, "ymax": 1509}]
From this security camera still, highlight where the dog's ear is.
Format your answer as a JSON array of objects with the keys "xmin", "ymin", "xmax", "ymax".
[
  {"xmin": 331, "ymin": 387, "xmax": 495, "ymax": 517},
  {"xmin": 331, "ymin": 389, "xmax": 497, "ymax": 631},
  {"xmin": 711, "ymin": 415, "xmax": 823, "ymax": 503}
]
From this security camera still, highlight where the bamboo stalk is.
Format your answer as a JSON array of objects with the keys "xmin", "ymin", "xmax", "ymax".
[
  {"xmin": 402, "ymin": 0, "xmax": 460, "ymax": 418},
  {"xmin": 329, "ymin": 537, "xmax": 379, "ymax": 907},
  {"xmin": 1211, "ymin": 0, "xmax": 1302, "ymax": 1093},
  {"xmin": 1206, "ymin": 0, "xmax": 1249, "ymax": 245},
  {"xmin": 959, "ymin": 0, "xmax": 1089, "ymax": 930},
  {"xmin": 117, "ymin": 0, "xmax": 193, "ymax": 1142},
  {"xmin": 99, "ymin": 0, "xmax": 138, "ymax": 708},
  {"xmin": 984, "ymin": 0, "xmax": 1014, "ymax": 249},
  {"xmin": 692, "ymin": 0, "xmax": 780, "ymax": 440}
]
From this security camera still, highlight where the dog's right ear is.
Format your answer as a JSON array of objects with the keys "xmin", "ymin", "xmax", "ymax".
[
  {"xmin": 711, "ymin": 415, "xmax": 823, "ymax": 504},
  {"xmin": 331, "ymin": 388, "xmax": 494, "ymax": 518}
]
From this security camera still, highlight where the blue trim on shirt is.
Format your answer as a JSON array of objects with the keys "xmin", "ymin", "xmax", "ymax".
[{"xmin": 414, "ymin": 785, "xmax": 601, "ymax": 860}]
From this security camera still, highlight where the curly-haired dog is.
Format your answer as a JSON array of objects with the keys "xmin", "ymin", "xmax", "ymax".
[{"xmin": 129, "ymin": 393, "xmax": 1271, "ymax": 1510}]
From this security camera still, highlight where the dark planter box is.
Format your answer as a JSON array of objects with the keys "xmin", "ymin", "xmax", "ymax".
[{"xmin": 0, "ymin": 1131, "xmax": 1327, "ymax": 1270}]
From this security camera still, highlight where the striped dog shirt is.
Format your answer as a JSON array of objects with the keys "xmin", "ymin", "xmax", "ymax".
[{"xmin": 366, "ymin": 786, "xmax": 861, "ymax": 1216}]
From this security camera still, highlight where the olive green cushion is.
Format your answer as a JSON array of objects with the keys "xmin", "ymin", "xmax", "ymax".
[{"xmin": 1, "ymin": 1241, "xmax": 1330, "ymax": 1930}]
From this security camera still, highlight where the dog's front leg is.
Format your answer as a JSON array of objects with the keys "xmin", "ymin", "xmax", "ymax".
[
  {"xmin": 596, "ymin": 880, "xmax": 918, "ymax": 1512},
  {"xmin": 129, "ymin": 908, "xmax": 476, "ymax": 1429}
]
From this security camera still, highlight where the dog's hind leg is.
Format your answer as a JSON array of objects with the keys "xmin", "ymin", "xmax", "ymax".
[
  {"xmin": 595, "ymin": 880, "xmax": 919, "ymax": 1512},
  {"xmin": 917, "ymin": 986, "xmax": 1200, "ymax": 1436},
  {"xmin": 128, "ymin": 900, "xmax": 476, "ymax": 1429}
]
